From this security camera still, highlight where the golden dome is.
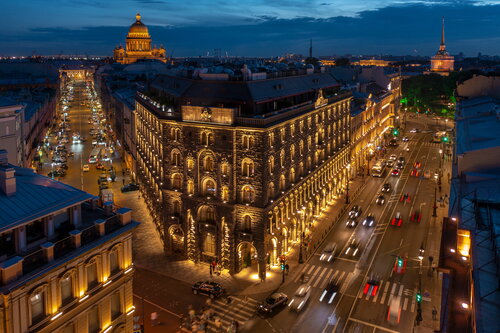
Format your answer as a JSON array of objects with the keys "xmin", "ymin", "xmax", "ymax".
[{"xmin": 127, "ymin": 13, "xmax": 150, "ymax": 38}]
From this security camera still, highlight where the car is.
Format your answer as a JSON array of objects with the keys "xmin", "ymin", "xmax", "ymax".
[
  {"xmin": 402, "ymin": 136, "xmax": 409, "ymax": 142},
  {"xmin": 349, "ymin": 205, "xmax": 362, "ymax": 218},
  {"xmin": 363, "ymin": 279, "xmax": 380, "ymax": 296},
  {"xmin": 345, "ymin": 239, "xmax": 359, "ymax": 257},
  {"xmin": 83, "ymin": 164, "xmax": 90, "ymax": 172},
  {"xmin": 362, "ymin": 214, "xmax": 375, "ymax": 227},
  {"xmin": 424, "ymin": 170, "xmax": 431, "ymax": 179},
  {"xmin": 98, "ymin": 174, "xmax": 108, "ymax": 184},
  {"xmin": 99, "ymin": 182, "xmax": 109, "ymax": 190},
  {"xmin": 121, "ymin": 183, "xmax": 140, "ymax": 193},
  {"xmin": 320, "ymin": 242, "xmax": 337, "ymax": 262},
  {"xmin": 192, "ymin": 281, "xmax": 224, "ymax": 299},
  {"xmin": 398, "ymin": 156, "xmax": 406, "ymax": 164},
  {"xmin": 410, "ymin": 168, "xmax": 420, "ymax": 177},
  {"xmin": 56, "ymin": 145, "xmax": 66, "ymax": 152},
  {"xmin": 80, "ymin": 136, "xmax": 87, "ymax": 142},
  {"xmin": 96, "ymin": 163, "xmax": 105, "ymax": 170},
  {"xmin": 58, "ymin": 163, "xmax": 68, "ymax": 170},
  {"xmin": 410, "ymin": 128, "xmax": 420, "ymax": 133},
  {"xmin": 399, "ymin": 193, "xmax": 411, "ymax": 203},
  {"xmin": 386, "ymin": 160, "xmax": 394, "ymax": 167},
  {"xmin": 59, "ymin": 137, "xmax": 69, "ymax": 144},
  {"xmin": 387, "ymin": 295, "xmax": 402, "ymax": 324},
  {"xmin": 391, "ymin": 212, "xmax": 403, "ymax": 227},
  {"xmin": 320, "ymin": 281, "xmax": 339, "ymax": 304},
  {"xmin": 67, "ymin": 152, "xmax": 75, "ymax": 157},
  {"xmin": 376, "ymin": 195, "xmax": 385, "ymax": 205},
  {"xmin": 411, "ymin": 210, "xmax": 422, "ymax": 222},
  {"xmin": 48, "ymin": 169, "xmax": 66, "ymax": 178},
  {"xmin": 288, "ymin": 284, "xmax": 311, "ymax": 312},
  {"xmin": 396, "ymin": 162, "xmax": 404, "ymax": 169},
  {"xmin": 393, "ymin": 256, "xmax": 407, "ymax": 274},
  {"xmin": 389, "ymin": 154, "xmax": 397, "ymax": 161},
  {"xmin": 413, "ymin": 161, "xmax": 421, "ymax": 168},
  {"xmin": 381, "ymin": 183, "xmax": 391, "ymax": 193},
  {"xmin": 405, "ymin": 146, "xmax": 410, "ymax": 152},
  {"xmin": 345, "ymin": 218, "xmax": 358, "ymax": 228},
  {"xmin": 258, "ymin": 292, "xmax": 288, "ymax": 313},
  {"xmin": 391, "ymin": 169, "xmax": 400, "ymax": 176}
]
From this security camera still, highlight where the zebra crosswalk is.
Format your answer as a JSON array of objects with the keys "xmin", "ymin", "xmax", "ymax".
[
  {"xmin": 357, "ymin": 279, "xmax": 418, "ymax": 313},
  {"xmin": 204, "ymin": 295, "xmax": 259, "ymax": 332},
  {"xmin": 293, "ymin": 264, "xmax": 353, "ymax": 292}
]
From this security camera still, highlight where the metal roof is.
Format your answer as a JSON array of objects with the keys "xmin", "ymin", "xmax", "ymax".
[{"xmin": 0, "ymin": 166, "xmax": 93, "ymax": 232}]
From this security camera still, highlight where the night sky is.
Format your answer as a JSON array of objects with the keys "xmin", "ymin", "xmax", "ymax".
[{"xmin": 1, "ymin": 0, "xmax": 499, "ymax": 57}]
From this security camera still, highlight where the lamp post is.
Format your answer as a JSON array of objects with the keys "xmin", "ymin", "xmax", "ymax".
[
  {"xmin": 433, "ymin": 185, "xmax": 438, "ymax": 217},
  {"xmin": 345, "ymin": 164, "xmax": 351, "ymax": 204},
  {"xmin": 298, "ymin": 208, "xmax": 305, "ymax": 264}
]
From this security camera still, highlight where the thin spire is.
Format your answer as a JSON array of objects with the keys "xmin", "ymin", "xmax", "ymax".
[
  {"xmin": 441, "ymin": 16, "xmax": 445, "ymax": 46},
  {"xmin": 309, "ymin": 39, "xmax": 312, "ymax": 58}
]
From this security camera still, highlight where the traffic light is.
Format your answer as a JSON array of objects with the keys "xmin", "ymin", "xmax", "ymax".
[
  {"xmin": 441, "ymin": 136, "xmax": 449, "ymax": 143},
  {"xmin": 392, "ymin": 128, "xmax": 400, "ymax": 136},
  {"xmin": 281, "ymin": 263, "xmax": 285, "ymax": 270},
  {"xmin": 416, "ymin": 292, "xmax": 422, "ymax": 303},
  {"xmin": 397, "ymin": 257, "xmax": 403, "ymax": 268}
]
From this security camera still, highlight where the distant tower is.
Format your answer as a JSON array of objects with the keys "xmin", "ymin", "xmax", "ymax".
[
  {"xmin": 429, "ymin": 17, "xmax": 454, "ymax": 76},
  {"xmin": 309, "ymin": 39, "xmax": 313, "ymax": 58}
]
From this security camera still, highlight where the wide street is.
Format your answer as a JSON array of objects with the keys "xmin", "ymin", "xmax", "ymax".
[{"xmin": 41, "ymin": 76, "xmax": 452, "ymax": 333}]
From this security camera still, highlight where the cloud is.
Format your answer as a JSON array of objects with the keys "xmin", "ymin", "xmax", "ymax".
[{"xmin": 0, "ymin": 2, "xmax": 498, "ymax": 57}]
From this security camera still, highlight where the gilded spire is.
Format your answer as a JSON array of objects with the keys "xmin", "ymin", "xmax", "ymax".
[
  {"xmin": 441, "ymin": 16, "xmax": 445, "ymax": 46},
  {"xmin": 136, "ymin": 13, "xmax": 141, "ymax": 22}
]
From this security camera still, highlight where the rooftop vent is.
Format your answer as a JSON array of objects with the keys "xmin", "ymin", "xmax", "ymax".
[{"xmin": 0, "ymin": 149, "xmax": 16, "ymax": 197}]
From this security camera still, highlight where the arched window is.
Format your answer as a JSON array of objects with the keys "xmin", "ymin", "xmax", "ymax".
[
  {"xmin": 203, "ymin": 178, "xmax": 216, "ymax": 196},
  {"xmin": 242, "ymin": 185, "xmax": 254, "ymax": 203},
  {"xmin": 243, "ymin": 135, "xmax": 254, "ymax": 149},
  {"xmin": 173, "ymin": 200, "xmax": 181, "ymax": 215},
  {"xmin": 307, "ymin": 157, "xmax": 312, "ymax": 170},
  {"xmin": 201, "ymin": 132, "xmax": 208, "ymax": 145},
  {"xmin": 268, "ymin": 132, "xmax": 274, "ymax": 146},
  {"xmin": 221, "ymin": 162, "xmax": 229, "ymax": 176},
  {"xmin": 109, "ymin": 248, "xmax": 120, "ymax": 275},
  {"xmin": 280, "ymin": 149, "xmax": 285, "ymax": 167},
  {"xmin": 299, "ymin": 162, "xmax": 304, "ymax": 176},
  {"xmin": 187, "ymin": 180, "xmax": 194, "ymax": 195},
  {"xmin": 268, "ymin": 182, "xmax": 275, "ymax": 202},
  {"xmin": 242, "ymin": 215, "xmax": 252, "ymax": 232},
  {"xmin": 290, "ymin": 168, "xmax": 296, "ymax": 183},
  {"xmin": 222, "ymin": 186, "xmax": 229, "ymax": 201},
  {"xmin": 187, "ymin": 158, "xmax": 194, "ymax": 170},
  {"xmin": 60, "ymin": 273, "xmax": 74, "ymax": 306},
  {"xmin": 268, "ymin": 156, "xmax": 275, "ymax": 175},
  {"xmin": 171, "ymin": 173, "xmax": 182, "ymax": 190},
  {"xmin": 30, "ymin": 288, "xmax": 46, "ymax": 324},
  {"xmin": 290, "ymin": 123, "xmax": 295, "ymax": 136},
  {"xmin": 203, "ymin": 155, "xmax": 214, "ymax": 172},
  {"xmin": 172, "ymin": 128, "xmax": 181, "ymax": 141},
  {"xmin": 279, "ymin": 175, "xmax": 286, "ymax": 191},
  {"xmin": 242, "ymin": 159, "xmax": 255, "ymax": 177},
  {"xmin": 198, "ymin": 205, "xmax": 216, "ymax": 224},
  {"xmin": 299, "ymin": 140, "xmax": 304, "ymax": 155},
  {"xmin": 280, "ymin": 128, "xmax": 285, "ymax": 143},
  {"xmin": 171, "ymin": 150, "xmax": 181, "ymax": 166},
  {"xmin": 290, "ymin": 144, "xmax": 295, "ymax": 160}
]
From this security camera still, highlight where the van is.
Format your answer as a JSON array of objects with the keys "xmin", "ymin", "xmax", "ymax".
[{"xmin": 387, "ymin": 295, "xmax": 402, "ymax": 325}]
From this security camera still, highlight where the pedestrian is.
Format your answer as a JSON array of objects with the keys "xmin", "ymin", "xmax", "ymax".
[
  {"xmin": 285, "ymin": 263, "xmax": 289, "ymax": 275},
  {"xmin": 432, "ymin": 307, "xmax": 438, "ymax": 320},
  {"xmin": 122, "ymin": 178, "xmax": 125, "ymax": 185},
  {"xmin": 138, "ymin": 193, "xmax": 141, "ymax": 200},
  {"xmin": 210, "ymin": 265, "xmax": 213, "ymax": 278},
  {"xmin": 150, "ymin": 311, "xmax": 158, "ymax": 326},
  {"xmin": 188, "ymin": 307, "xmax": 196, "ymax": 321}
]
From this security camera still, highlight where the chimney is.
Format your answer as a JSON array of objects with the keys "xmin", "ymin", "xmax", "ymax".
[{"xmin": 0, "ymin": 150, "xmax": 16, "ymax": 197}]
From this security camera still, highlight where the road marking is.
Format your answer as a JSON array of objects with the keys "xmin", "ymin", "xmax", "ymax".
[
  {"xmin": 398, "ymin": 284, "xmax": 404, "ymax": 297},
  {"xmin": 310, "ymin": 266, "xmax": 322, "ymax": 282},
  {"xmin": 380, "ymin": 281, "xmax": 390, "ymax": 304},
  {"xmin": 319, "ymin": 269, "xmax": 335, "ymax": 288},
  {"xmin": 390, "ymin": 282, "xmax": 397, "ymax": 296},
  {"xmin": 313, "ymin": 267, "xmax": 328, "ymax": 288},
  {"xmin": 133, "ymin": 293, "xmax": 181, "ymax": 318},
  {"xmin": 373, "ymin": 280, "xmax": 383, "ymax": 303},
  {"xmin": 340, "ymin": 272, "xmax": 353, "ymax": 294},
  {"xmin": 294, "ymin": 263, "xmax": 310, "ymax": 282},
  {"xmin": 358, "ymin": 276, "xmax": 368, "ymax": 299},
  {"xmin": 336, "ymin": 271, "xmax": 346, "ymax": 285},
  {"xmin": 347, "ymin": 317, "xmax": 401, "ymax": 333},
  {"xmin": 323, "ymin": 270, "xmax": 339, "ymax": 289},
  {"xmin": 403, "ymin": 297, "xmax": 409, "ymax": 311},
  {"xmin": 410, "ymin": 288, "xmax": 417, "ymax": 312},
  {"xmin": 307, "ymin": 264, "xmax": 315, "ymax": 274}
]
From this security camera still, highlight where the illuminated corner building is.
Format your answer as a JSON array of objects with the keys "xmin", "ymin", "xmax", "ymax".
[
  {"xmin": 0, "ymin": 150, "xmax": 139, "ymax": 332},
  {"xmin": 440, "ymin": 76, "xmax": 500, "ymax": 333},
  {"xmin": 429, "ymin": 17, "xmax": 454, "ymax": 76},
  {"xmin": 113, "ymin": 13, "xmax": 166, "ymax": 65},
  {"xmin": 134, "ymin": 72, "xmax": 352, "ymax": 275}
]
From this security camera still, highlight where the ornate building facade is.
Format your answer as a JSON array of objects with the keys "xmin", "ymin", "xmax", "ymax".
[
  {"xmin": 430, "ymin": 18, "xmax": 454, "ymax": 76},
  {"xmin": 113, "ymin": 13, "xmax": 166, "ymax": 65},
  {"xmin": 134, "ymin": 73, "xmax": 352, "ymax": 276}
]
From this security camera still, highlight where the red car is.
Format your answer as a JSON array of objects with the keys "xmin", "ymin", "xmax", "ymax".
[
  {"xmin": 410, "ymin": 169, "xmax": 420, "ymax": 177},
  {"xmin": 399, "ymin": 193, "xmax": 411, "ymax": 203},
  {"xmin": 393, "ymin": 256, "xmax": 407, "ymax": 274},
  {"xmin": 413, "ymin": 161, "xmax": 421, "ymax": 168},
  {"xmin": 391, "ymin": 169, "xmax": 400, "ymax": 176},
  {"xmin": 411, "ymin": 210, "xmax": 422, "ymax": 222},
  {"xmin": 363, "ymin": 279, "xmax": 379, "ymax": 296},
  {"xmin": 391, "ymin": 212, "xmax": 403, "ymax": 226}
]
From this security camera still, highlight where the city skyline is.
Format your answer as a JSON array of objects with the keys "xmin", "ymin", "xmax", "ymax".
[{"xmin": 0, "ymin": 1, "xmax": 499, "ymax": 57}]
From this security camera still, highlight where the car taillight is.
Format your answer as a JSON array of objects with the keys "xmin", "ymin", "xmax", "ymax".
[
  {"xmin": 363, "ymin": 284, "xmax": 370, "ymax": 295},
  {"xmin": 372, "ymin": 285, "xmax": 379, "ymax": 296}
]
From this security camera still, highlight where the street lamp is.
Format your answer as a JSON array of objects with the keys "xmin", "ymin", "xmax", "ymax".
[
  {"xmin": 298, "ymin": 208, "xmax": 305, "ymax": 264},
  {"xmin": 345, "ymin": 164, "xmax": 351, "ymax": 204}
]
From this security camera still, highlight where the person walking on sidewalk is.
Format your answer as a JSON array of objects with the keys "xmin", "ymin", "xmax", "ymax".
[
  {"xmin": 210, "ymin": 265, "xmax": 213, "ymax": 278},
  {"xmin": 432, "ymin": 307, "xmax": 438, "ymax": 320},
  {"xmin": 150, "ymin": 312, "xmax": 159, "ymax": 326}
]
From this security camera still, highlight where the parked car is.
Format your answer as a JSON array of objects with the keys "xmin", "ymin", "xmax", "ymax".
[
  {"xmin": 121, "ymin": 183, "xmax": 140, "ymax": 193},
  {"xmin": 288, "ymin": 285, "xmax": 311, "ymax": 312},
  {"xmin": 192, "ymin": 281, "xmax": 224, "ymax": 299},
  {"xmin": 258, "ymin": 293, "xmax": 288, "ymax": 314},
  {"xmin": 349, "ymin": 205, "xmax": 362, "ymax": 218}
]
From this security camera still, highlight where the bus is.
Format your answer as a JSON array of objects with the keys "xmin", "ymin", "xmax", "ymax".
[
  {"xmin": 88, "ymin": 147, "xmax": 101, "ymax": 163},
  {"xmin": 371, "ymin": 161, "xmax": 385, "ymax": 177}
]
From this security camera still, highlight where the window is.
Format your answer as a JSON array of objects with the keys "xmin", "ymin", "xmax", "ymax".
[
  {"xmin": 290, "ymin": 124, "xmax": 295, "ymax": 136},
  {"xmin": 0, "ymin": 231, "xmax": 14, "ymax": 257},
  {"xmin": 242, "ymin": 159, "xmax": 254, "ymax": 177},
  {"xmin": 88, "ymin": 307, "xmax": 100, "ymax": 333},
  {"xmin": 242, "ymin": 215, "xmax": 251, "ymax": 232},
  {"xmin": 299, "ymin": 120, "xmax": 304, "ymax": 133},
  {"xmin": 221, "ymin": 186, "xmax": 229, "ymax": 201},
  {"xmin": 187, "ymin": 180, "xmax": 194, "ymax": 195},
  {"xmin": 307, "ymin": 136, "xmax": 312, "ymax": 151},
  {"xmin": 280, "ymin": 150, "xmax": 285, "ymax": 167},
  {"xmin": 111, "ymin": 292, "xmax": 122, "ymax": 320},
  {"xmin": 172, "ymin": 128, "xmax": 181, "ymax": 141},
  {"xmin": 221, "ymin": 162, "xmax": 229, "ymax": 176},
  {"xmin": 86, "ymin": 261, "xmax": 98, "ymax": 290},
  {"xmin": 290, "ymin": 168, "xmax": 296, "ymax": 183},
  {"xmin": 299, "ymin": 162, "xmax": 304, "ymax": 176},
  {"xmin": 203, "ymin": 234, "xmax": 216, "ymax": 255},
  {"xmin": 268, "ymin": 132, "xmax": 274, "ymax": 146},
  {"xmin": 268, "ymin": 156, "xmax": 274, "ymax": 175},
  {"xmin": 26, "ymin": 219, "xmax": 45, "ymax": 244},
  {"xmin": 280, "ymin": 128, "xmax": 285, "ymax": 143},
  {"xmin": 279, "ymin": 175, "xmax": 286, "ymax": 191},
  {"xmin": 171, "ymin": 150, "xmax": 181, "ymax": 166},
  {"xmin": 268, "ymin": 182, "xmax": 275, "ymax": 202},
  {"xmin": 242, "ymin": 135, "xmax": 254, "ymax": 149},
  {"xmin": 198, "ymin": 206, "xmax": 216, "ymax": 224},
  {"xmin": 203, "ymin": 179, "xmax": 216, "ymax": 196},
  {"xmin": 242, "ymin": 186, "xmax": 254, "ymax": 203},
  {"xmin": 299, "ymin": 140, "xmax": 304, "ymax": 155},
  {"xmin": 186, "ymin": 158, "xmax": 194, "ymax": 170},
  {"xmin": 290, "ymin": 144, "xmax": 295, "ymax": 160},
  {"xmin": 60, "ymin": 275, "xmax": 73, "ymax": 306},
  {"xmin": 203, "ymin": 155, "xmax": 214, "ymax": 172},
  {"xmin": 171, "ymin": 174, "xmax": 182, "ymax": 190},
  {"xmin": 30, "ymin": 291, "xmax": 45, "ymax": 324},
  {"xmin": 201, "ymin": 132, "xmax": 214, "ymax": 145},
  {"xmin": 109, "ymin": 249, "xmax": 119, "ymax": 275}
]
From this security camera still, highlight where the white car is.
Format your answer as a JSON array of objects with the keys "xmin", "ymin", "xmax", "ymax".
[
  {"xmin": 345, "ymin": 239, "xmax": 360, "ymax": 257},
  {"xmin": 320, "ymin": 242, "xmax": 337, "ymax": 262},
  {"xmin": 83, "ymin": 164, "xmax": 90, "ymax": 172},
  {"xmin": 389, "ymin": 154, "xmax": 397, "ymax": 161},
  {"xmin": 288, "ymin": 284, "xmax": 311, "ymax": 312}
]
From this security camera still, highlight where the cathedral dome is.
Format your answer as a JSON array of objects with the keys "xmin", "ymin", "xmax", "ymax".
[{"xmin": 127, "ymin": 13, "xmax": 150, "ymax": 38}]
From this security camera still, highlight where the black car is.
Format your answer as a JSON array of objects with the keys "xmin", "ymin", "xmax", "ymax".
[
  {"xmin": 396, "ymin": 162, "xmax": 404, "ymax": 169},
  {"xmin": 48, "ymin": 169, "xmax": 66, "ymax": 178},
  {"xmin": 121, "ymin": 183, "xmax": 140, "ymax": 192},
  {"xmin": 345, "ymin": 218, "xmax": 358, "ymax": 228},
  {"xmin": 376, "ymin": 195, "xmax": 385, "ymax": 205},
  {"xmin": 320, "ymin": 281, "xmax": 339, "ymax": 304},
  {"xmin": 258, "ymin": 292, "xmax": 288, "ymax": 313},
  {"xmin": 192, "ymin": 281, "xmax": 224, "ymax": 299},
  {"xmin": 362, "ymin": 214, "xmax": 375, "ymax": 227},
  {"xmin": 349, "ymin": 205, "xmax": 362, "ymax": 218},
  {"xmin": 381, "ymin": 183, "xmax": 391, "ymax": 193}
]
